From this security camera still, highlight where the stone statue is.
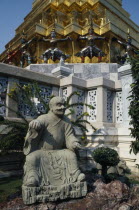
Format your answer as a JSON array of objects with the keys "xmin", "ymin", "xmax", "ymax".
[
  {"xmin": 75, "ymin": 26, "xmax": 106, "ymax": 62},
  {"xmin": 41, "ymin": 28, "xmax": 71, "ymax": 63},
  {"xmin": 3, "ymin": 48, "xmax": 17, "ymax": 65},
  {"xmin": 20, "ymin": 35, "xmax": 36, "ymax": 68},
  {"xmin": 112, "ymin": 34, "xmax": 139, "ymax": 65},
  {"xmin": 22, "ymin": 97, "xmax": 87, "ymax": 205},
  {"xmin": 3, "ymin": 33, "xmax": 36, "ymax": 67},
  {"xmin": 20, "ymin": 49, "xmax": 32, "ymax": 68}
]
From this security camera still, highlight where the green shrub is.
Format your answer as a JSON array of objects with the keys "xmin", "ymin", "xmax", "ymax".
[
  {"xmin": 0, "ymin": 120, "xmax": 28, "ymax": 152},
  {"xmin": 91, "ymin": 168, "xmax": 99, "ymax": 174},
  {"xmin": 129, "ymin": 56, "xmax": 139, "ymax": 155},
  {"xmin": 92, "ymin": 147, "xmax": 119, "ymax": 177},
  {"xmin": 105, "ymin": 173, "xmax": 130, "ymax": 185}
]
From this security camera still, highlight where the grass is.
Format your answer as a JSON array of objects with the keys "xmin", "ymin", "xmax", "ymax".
[{"xmin": 0, "ymin": 176, "xmax": 22, "ymax": 203}]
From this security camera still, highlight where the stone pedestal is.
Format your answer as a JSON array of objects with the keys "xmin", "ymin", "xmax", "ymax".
[
  {"xmin": 26, "ymin": 63, "xmax": 119, "ymax": 81},
  {"xmin": 22, "ymin": 181, "xmax": 87, "ymax": 205}
]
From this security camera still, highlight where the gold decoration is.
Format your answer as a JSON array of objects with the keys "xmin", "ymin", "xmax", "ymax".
[{"xmin": 1, "ymin": 0, "xmax": 139, "ymax": 65}]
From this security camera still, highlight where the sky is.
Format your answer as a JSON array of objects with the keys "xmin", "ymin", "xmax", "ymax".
[{"xmin": 0, "ymin": 0, "xmax": 139, "ymax": 54}]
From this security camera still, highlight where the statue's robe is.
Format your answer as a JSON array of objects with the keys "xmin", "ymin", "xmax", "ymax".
[{"xmin": 23, "ymin": 111, "xmax": 81, "ymax": 186}]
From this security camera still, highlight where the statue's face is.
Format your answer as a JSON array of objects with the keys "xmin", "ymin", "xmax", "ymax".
[
  {"xmin": 51, "ymin": 31, "xmax": 56, "ymax": 39},
  {"xmin": 88, "ymin": 28, "xmax": 95, "ymax": 35},
  {"xmin": 51, "ymin": 98, "xmax": 65, "ymax": 117}
]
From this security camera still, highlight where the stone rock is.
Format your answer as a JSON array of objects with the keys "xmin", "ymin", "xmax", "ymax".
[
  {"xmin": 1, "ymin": 178, "xmax": 139, "ymax": 210},
  {"xmin": 128, "ymin": 185, "xmax": 139, "ymax": 208},
  {"xmin": 118, "ymin": 203, "xmax": 131, "ymax": 210},
  {"xmin": 1, "ymin": 173, "xmax": 139, "ymax": 210},
  {"xmin": 0, "ymin": 198, "xmax": 56, "ymax": 210},
  {"xmin": 93, "ymin": 179, "xmax": 129, "ymax": 200}
]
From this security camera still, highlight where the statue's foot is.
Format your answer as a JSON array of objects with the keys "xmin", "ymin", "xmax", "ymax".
[
  {"xmin": 25, "ymin": 172, "xmax": 39, "ymax": 187},
  {"xmin": 25, "ymin": 177, "xmax": 39, "ymax": 187},
  {"xmin": 77, "ymin": 173, "xmax": 85, "ymax": 182}
]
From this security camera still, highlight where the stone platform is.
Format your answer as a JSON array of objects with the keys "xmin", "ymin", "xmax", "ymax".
[
  {"xmin": 26, "ymin": 63, "xmax": 119, "ymax": 81},
  {"xmin": 22, "ymin": 181, "xmax": 87, "ymax": 205}
]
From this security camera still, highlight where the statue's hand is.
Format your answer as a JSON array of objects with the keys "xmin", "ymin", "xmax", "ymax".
[
  {"xmin": 67, "ymin": 36, "xmax": 72, "ymax": 41},
  {"xmin": 29, "ymin": 120, "xmax": 42, "ymax": 131},
  {"xmin": 72, "ymin": 142, "xmax": 82, "ymax": 150}
]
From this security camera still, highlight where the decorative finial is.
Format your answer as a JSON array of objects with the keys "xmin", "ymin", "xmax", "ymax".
[
  {"xmin": 88, "ymin": 10, "xmax": 95, "ymax": 34},
  {"xmin": 127, "ymin": 28, "xmax": 130, "ymax": 34},
  {"xmin": 88, "ymin": 19, "xmax": 95, "ymax": 35},
  {"xmin": 127, "ymin": 29, "xmax": 132, "ymax": 44},
  {"xmin": 51, "ymin": 26, "xmax": 56, "ymax": 38}
]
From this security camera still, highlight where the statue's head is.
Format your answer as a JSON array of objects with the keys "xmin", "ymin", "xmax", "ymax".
[
  {"xmin": 88, "ymin": 27, "xmax": 95, "ymax": 35},
  {"xmin": 51, "ymin": 28, "xmax": 56, "ymax": 39},
  {"xmin": 126, "ymin": 34, "xmax": 132, "ymax": 45},
  {"xmin": 49, "ymin": 97, "xmax": 65, "ymax": 117}
]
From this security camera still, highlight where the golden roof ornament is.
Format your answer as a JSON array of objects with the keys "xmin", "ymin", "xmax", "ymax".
[{"xmin": 0, "ymin": 0, "xmax": 139, "ymax": 65}]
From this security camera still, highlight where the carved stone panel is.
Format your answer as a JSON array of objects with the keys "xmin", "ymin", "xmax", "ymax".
[
  {"xmin": 62, "ymin": 88, "xmax": 68, "ymax": 101},
  {"xmin": 116, "ymin": 91, "xmax": 123, "ymax": 123},
  {"xmin": 87, "ymin": 90, "xmax": 97, "ymax": 121},
  {"xmin": 76, "ymin": 89, "xmax": 85, "ymax": 118},
  {"xmin": 36, "ymin": 84, "xmax": 53, "ymax": 114},
  {"xmin": 18, "ymin": 81, "xmax": 52, "ymax": 117},
  {"xmin": 121, "ymin": 75, "xmax": 133, "ymax": 124},
  {"xmin": 107, "ymin": 90, "xmax": 114, "ymax": 123},
  {"xmin": 0, "ymin": 77, "xmax": 8, "ymax": 116}
]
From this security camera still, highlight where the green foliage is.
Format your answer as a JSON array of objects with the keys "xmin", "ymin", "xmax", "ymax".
[
  {"xmin": 0, "ymin": 115, "xmax": 4, "ymax": 121},
  {"xmin": 92, "ymin": 147, "xmax": 119, "ymax": 166},
  {"xmin": 0, "ymin": 83, "xmax": 96, "ymax": 152},
  {"xmin": 105, "ymin": 173, "xmax": 130, "ymax": 185},
  {"xmin": 91, "ymin": 168, "xmax": 99, "ymax": 174},
  {"xmin": 0, "ymin": 120, "xmax": 28, "ymax": 152},
  {"xmin": 65, "ymin": 91, "xmax": 96, "ymax": 142},
  {"xmin": 0, "ymin": 82, "xmax": 53, "ymax": 153},
  {"xmin": 104, "ymin": 173, "xmax": 118, "ymax": 183},
  {"xmin": 128, "ymin": 175, "xmax": 139, "ymax": 185},
  {"xmin": 128, "ymin": 55, "xmax": 139, "ymax": 155},
  {"xmin": 0, "ymin": 176, "xmax": 22, "ymax": 203},
  {"xmin": 92, "ymin": 147, "xmax": 119, "ymax": 176},
  {"xmin": 8, "ymin": 82, "xmax": 54, "ymax": 117}
]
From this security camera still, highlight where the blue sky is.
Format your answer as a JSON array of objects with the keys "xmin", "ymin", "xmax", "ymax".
[{"xmin": 0, "ymin": 0, "xmax": 139, "ymax": 54}]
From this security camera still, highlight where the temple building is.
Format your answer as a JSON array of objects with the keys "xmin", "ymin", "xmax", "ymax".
[
  {"xmin": 0, "ymin": 0, "xmax": 139, "ymax": 173},
  {"xmin": 0, "ymin": 0, "xmax": 139, "ymax": 66}
]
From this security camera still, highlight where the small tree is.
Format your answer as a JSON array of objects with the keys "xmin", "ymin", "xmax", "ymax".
[
  {"xmin": 92, "ymin": 147, "xmax": 119, "ymax": 177},
  {"xmin": 128, "ymin": 55, "xmax": 139, "ymax": 155}
]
